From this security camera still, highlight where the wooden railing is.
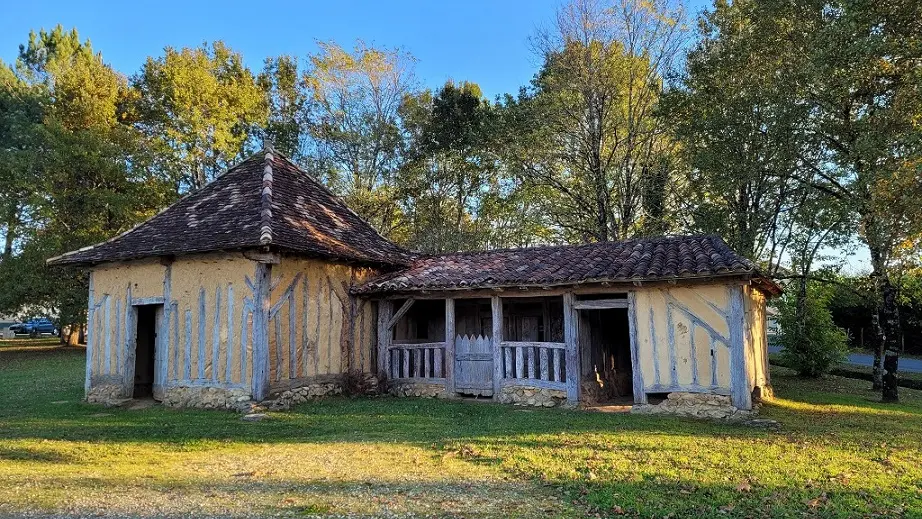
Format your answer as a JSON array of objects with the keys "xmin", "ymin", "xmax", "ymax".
[
  {"xmin": 387, "ymin": 341, "xmax": 447, "ymax": 381},
  {"xmin": 499, "ymin": 341, "xmax": 568, "ymax": 390}
]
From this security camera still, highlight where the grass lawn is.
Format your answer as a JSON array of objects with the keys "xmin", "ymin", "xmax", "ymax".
[{"xmin": 1, "ymin": 341, "xmax": 921, "ymax": 518}]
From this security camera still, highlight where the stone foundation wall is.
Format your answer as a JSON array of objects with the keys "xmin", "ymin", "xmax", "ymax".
[
  {"xmin": 497, "ymin": 385, "xmax": 567, "ymax": 407},
  {"xmin": 266, "ymin": 381, "xmax": 345, "ymax": 410},
  {"xmin": 632, "ymin": 392, "xmax": 754, "ymax": 420},
  {"xmin": 391, "ymin": 382, "xmax": 446, "ymax": 398},
  {"xmin": 161, "ymin": 386, "xmax": 252, "ymax": 410},
  {"xmin": 86, "ymin": 384, "xmax": 130, "ymax": 405}
]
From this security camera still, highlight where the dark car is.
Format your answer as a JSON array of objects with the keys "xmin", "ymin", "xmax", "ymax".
[{"xmin": 9, "ymin": 318, "xmax": 58, "ymax": 337}]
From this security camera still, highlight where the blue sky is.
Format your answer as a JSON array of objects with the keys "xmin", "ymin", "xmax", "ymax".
[{"xmin": 1, "ymin": 0, "xmax": 709, "ymax": 99}]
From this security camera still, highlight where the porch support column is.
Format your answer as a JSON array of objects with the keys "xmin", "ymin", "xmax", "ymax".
[
  {"xmin": 563, "ymin": 292, "xmax": 579, "ymax": 405},
  {"xmin": 251, "ymin": 262, "xmax": 272, "ymax": 401},
  {"xmin": 627, "ymin": 291, "xmax": 647, "ymax": 404},
  {"xmin": 377, "ymin": 300, "xmax": 394, "ymax": 379},
  {"xmin": 728, "ymin": 285, "xmax": 752, "ymax": 410},
  {"xmin": 445, "ymin": 298, "xmax": 456, "ymax": 395},
  {"xmin": 491, "ymin": 295, "xmax": 503, "ymax": 398}
]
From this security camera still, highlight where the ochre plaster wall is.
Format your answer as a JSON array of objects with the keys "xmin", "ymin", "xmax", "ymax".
[
  {"xmin": 743, "ymin": 285, "xmax": 770, "ymax": 392},
  {"xmin": 265, "ymin": 255, "xmax": 378, "ymax": 391},
  {"xmin": 632, "ymin": 285, "xmax": 734, "ymax": 394}
]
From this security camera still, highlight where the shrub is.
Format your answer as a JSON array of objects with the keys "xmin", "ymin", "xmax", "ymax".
[{"xmin": 778, "ymin": 284, "xmax": 849, "ymax": 377}]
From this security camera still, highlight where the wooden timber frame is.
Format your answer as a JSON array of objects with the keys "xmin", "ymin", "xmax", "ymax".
[
  {"xmin": 371, "ymin": 275, "xmax": 764, "ymax": 410},
  {"xmin": 375, "ymin": 289, "xmax": 584, "ymax": 406}
]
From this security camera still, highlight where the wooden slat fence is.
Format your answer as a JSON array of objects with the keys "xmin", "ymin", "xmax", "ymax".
[
  {"xmin": 455, "ymin": 334, "xmax": 494, "ymax": 395},
  {"xmin": 500, "ymin": 341, "xmax": 568, "ymax": 390},
  {"xmin": 388, "ymin": 341, "xmax": 446, "ymax": 381}
]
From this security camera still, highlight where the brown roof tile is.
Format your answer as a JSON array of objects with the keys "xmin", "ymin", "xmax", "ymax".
[
  {"xmin": 355, "ymin": 235, "xmax": 779, "ymax": 294},
  {"xmin": 48, "ymin": 149, "xmax": 413, "ymax": 267}
]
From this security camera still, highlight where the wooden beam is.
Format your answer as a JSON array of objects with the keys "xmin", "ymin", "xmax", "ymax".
[
  {"xmin": 85, "ymin": 271, "xmax": 95, "ymax": 394},
  {"xmin": 572, "ymin": 299, "xmax": 629, "ymax": 310},
  {"xmin": 243, "ymin": 250, "xmax": 280, "ymax": 264},
  {"xmin": 444, "ymin": 298, "xmax": 455, "ymax": 395},
  {"xmin": 562, "ymin": 292, "xmax": 579, "ymax": 405},
  {"xmin": 386, "ymin": 298, "xmax": 415, "ymax": 330},
  {"xmin": 377, "ymin": 300, "xmax": 393, "ymax": 379},
  {"xmin": 251, "ymin": 262, "xmax": 272, "ymax": 401},
  {"xmin": 491, "ymin": 295, "xmax": 503, "ymax": 398},
  {"xmin": 728, "ymin": 285, "xmax": 752, "ymax": 410},
  {"xmin": 627, "ymin": 291, "xmax": 647, "ymax": 404}
]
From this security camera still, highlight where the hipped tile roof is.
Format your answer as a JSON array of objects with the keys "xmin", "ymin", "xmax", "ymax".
[
  {"xmin": 355, "ymin": 235, "xmax": 780, "ymax": 295},
  {"xmin": 47, "ymin": 149, "xmax": 413, "ymax": 267}
]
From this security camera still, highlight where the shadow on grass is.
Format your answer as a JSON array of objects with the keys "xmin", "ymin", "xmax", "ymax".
[{"xmin": 5, "ymin": 467, "xmax": 909, "ymax": 519}]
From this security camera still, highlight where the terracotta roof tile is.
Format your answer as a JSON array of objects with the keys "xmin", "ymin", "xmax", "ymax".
[
  {"xmin": 48, "ymin": 149, "xmax": 413, "ymax": 267},
  {"xmin": 355, "ymin": 235, "xmax": 778, "ymax": 294}
]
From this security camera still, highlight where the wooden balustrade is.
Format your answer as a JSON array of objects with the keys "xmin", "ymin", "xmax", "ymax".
[
  {"xmin": 499, "ymin": 341, "xmax": 568, "ymax": 389},
  {"xmin": 388, "ymin": 342, "xmax": 447, "ymax": 381}
]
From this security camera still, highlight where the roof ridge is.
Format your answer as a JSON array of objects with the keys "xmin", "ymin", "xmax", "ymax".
[{"xmin": 259, "ymin": 150, "xmax": 274, "ymax": 245}]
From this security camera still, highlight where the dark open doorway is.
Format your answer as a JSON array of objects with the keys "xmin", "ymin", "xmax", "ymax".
[
  {"xmin": 579, "ymin": 308, "xmax": 633, "ymax": 404},
  {"xmin": 133, "ymin": 305, "xmax": 160, "ymax": 399}
]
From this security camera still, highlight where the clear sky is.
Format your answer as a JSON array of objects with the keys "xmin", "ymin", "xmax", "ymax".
[{"xmin": 1, "ymin": 0, "xmax": 710, "ymax": 99}]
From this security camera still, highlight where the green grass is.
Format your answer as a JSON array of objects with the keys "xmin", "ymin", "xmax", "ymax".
[{"xmin": 2, "ymin": 341, "xmax": 922, "ymax": 518}]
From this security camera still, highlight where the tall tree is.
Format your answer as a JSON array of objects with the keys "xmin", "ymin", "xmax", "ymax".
[
  {"xmin": 678, "ymin": 0, "xmax": 922, "ymax": 401},
  {"xmin": 0, "ymin": 26, "xmax": 170, "ymax": 343},
  {"xmin": 134, "ymin": 41, "xmax": 267, "ymax": 191},
  {"xmin": 302, "ymin": 41, "xmax": 416, "ymax": 236},
  {"xmin": 259, "ymin": 55, "xmax": 307, "ymax": 161},
  {"xmin": 504, "ymin": 0, "xmax": 687, "ymax": 243}
]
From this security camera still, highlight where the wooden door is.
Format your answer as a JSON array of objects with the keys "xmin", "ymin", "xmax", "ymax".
[{"xmin": 454, "ymin": 334, "xmax": 493, "ymax": 396}]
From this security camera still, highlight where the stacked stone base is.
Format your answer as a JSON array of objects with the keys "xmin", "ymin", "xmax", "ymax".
[
  {"xmin": 497, "ymin": 385, "xmax": 567, "ymax": 407},
  {"xmin": 86, "ymin": 384, "xmax": 130, "ymax": 405},
  {"xmin": 632, "ymin": 392, "xmax": 754, "ymax": 420},
  {"xmin": 391, "ymin": 382, "xmax": 446, "ymax": 398},
  {"xmin": 162, "ymin": 386, "xmax": 252, "ymax": 410},
  {"xmin": 265, "ymin": 381, "xmax": 345, "ymax": 410}
]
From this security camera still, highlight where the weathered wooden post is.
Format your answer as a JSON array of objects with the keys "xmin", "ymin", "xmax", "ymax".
[
  {"xmin": 377, "ymin": 299, "xmax": 393, "ymax": 380},
  {"xmin": 626, "ymin": 291, "xmax": 647, "ymax": 404},
  {"xmin": 445, "ymin": 297, "xmax": 455, "ymax": 395},
  {"xmin": 728, "ymin": 285, "xmax": 752, "ymax": 410},
  {"xmin": 251, "ymin": 262, "xmax": 272, "ymax": 401},
  {"xmin": 563, "ymin": 292, "xmax": 579, "ymax": 405},
  {"xmin": 491, "ymin": 295, "xmax": 503, "ymax": 398}
]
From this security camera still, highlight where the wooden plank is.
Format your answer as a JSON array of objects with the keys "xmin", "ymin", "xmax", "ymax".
[
  {"xmin": 104, "ymin": 296, "xmax": 111, "ymax": 375},
  {"xmin": 424, "ymin": 348, "xmax": 431, "ymax": 378},
  {"xmin": 391, "ymin": 377, "xmax": 447, "ymax": 384},
  {"xmin": 251, "ymin": 262, "xmax": 272, "ymax": 401},
  {"xmin": 289, "ymin": 289, "xmax": 296, "ymax": 379},
  {"xmin": 503, "ymin": 347, "xmax": 512, "ymax": 378},
  {"xmin": 526, "ymin": 346, "xmax": 536, "ymax": 379},
  {"xmin": 627, "ymin": 291, "xmax": 647, "ymax": 404},
  {"xmin": 433, "ymin": 347, "xmax": 443, "ymax": 378},
  {"xmin": 386, "ymin": 298, "xmax": 416, "ymax": 330},
  {"xmin": 540, "ymin": 347, "xmax": 549, "ymax": 381},
  {"xmin": 666, "ymin": 302, "xmax": 678, "ymax": 386},
  {"xmin": 649, "ymin": 306, "xmax": 661, "ymax": 385},
  {"xmin": 444, "ymin": 298, "xmax": 455, "ymax": 394},
  {"xmin": 689, "ymin": 321, "xmax": 699, "ymax": 386},
  {"xmin": 132, "ymin": 296, "xmax": 165, "ymax": 306},
  {"xmin": 500, "ymin": 378, "xmax": 567, "ymax": 391},
  {"xmin": 114, "ymin": 298, "xmax": 121, "ymax": 377},
  {"xmin": 172, "ymin": 302, "xmax": 179, "ymax": 381},
  {"xmin": 455, "ymin": 352, "xmax": 493, "ymax": 361},
  {"xmin": 554, "ymin": 348, "xmax": 563, "ymax": 382},
  {"xmin": 491, "ymin": 296, "xmax": 503, "ymax": 398},
  {"xmin": 212, "ymin": 286, "xmax": 222, "ymax": 381},
  {"xmin": 572, "ymin": 299, "xmax": 629, "ymax": 310},
  {"xmin": 710, "ymin": 336, "xmax": 719, "ymax": 387},
  {"xmin": 728, "ymin": 285, "xmax": 752, "ymax": 410},
  {"xmin": 183, "ymin": 309, "xmax": 193, "ymax": 381},
  {"xmin": 377, "ymin": 300, "xmax": 393, "ymax": 378},
  {"xmin": 402, "ymin": 346, "xmax": 410, "ymax": 379},
  {"xmin": 388, "ymin": 342, "xmax": 447, "ymax": 349},
  {"xmin": 500, "ymin": 341, "xmax": 566, "ymax": 350},
  {"xmin": 644, "ymin": 384, "xmax": 731, "ymax": 396},
  {"xmin": 157, "ymin": 264, "xmax": 171, "ymax": 390},
  {"xmin": 239, "ymin": 302, "xmax": 250, "ymax": 385},
  {"xmin": 197, "ymin": 287, "xmax": 206, "ymax": 380},
  {"xmin": 85, "ymin": 272, "xmax": 95, "ymax": 393},
  {"xmin": 515, "ymin": 346, "xmax": 524, "ymax": 379},
  {"xmin": 301, "ymin": 278, "xmax": 309, "ymax": 377},
  {"xmin": 226, "ymin": 284, "xmax": 234, "ymax": 383},
  {"xmin": 563, "ymin": 292, "xmax": 579, "ymax": 404}
]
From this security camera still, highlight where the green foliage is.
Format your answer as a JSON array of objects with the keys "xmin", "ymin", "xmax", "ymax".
[
  {"xmin": 134, "ymin": 41, "xmax": 267, "ymax": 190},
  {"xmin": 778, "ymin": 283, "xmax": 849, "ymax": 377}
]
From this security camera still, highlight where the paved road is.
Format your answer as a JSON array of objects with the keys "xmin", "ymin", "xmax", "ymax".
[{"xmin": 768, "ymin": 345, "xmax": 922, "ymax": 373}]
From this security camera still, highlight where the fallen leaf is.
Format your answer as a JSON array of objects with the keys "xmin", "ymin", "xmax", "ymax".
[{"xmin": 736, "ymin": 479, "xmax": 752, "ymax": 493}]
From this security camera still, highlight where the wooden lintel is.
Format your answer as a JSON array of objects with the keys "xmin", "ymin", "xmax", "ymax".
[
  {"xmin": 386, "ymin": 298, "xmax": 415, "ymax": 330},
  {"xmin": 243, "ymin": 250, "xmax": 281, "ymax": 264},
  {"xmin": 572, "ymin": 299, "xmax": 629, "ymax": 310}
]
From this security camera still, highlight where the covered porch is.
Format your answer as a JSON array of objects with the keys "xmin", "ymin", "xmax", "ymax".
[{"xmin": 375, "ymin": 290, "xmax": 637, "ymax": 407}]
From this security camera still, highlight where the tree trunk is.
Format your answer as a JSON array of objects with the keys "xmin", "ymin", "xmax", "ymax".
[
  {"xmin": 882, "ymin": 352, "xmax": 899, "ymax": 403},
  {"xmin": 2, "ymin": 203, "xmax": 19, "ymax": 261},
  {"xmin": 867, "ymin": 231, "xmax": 901, "ymax": 401},
  {"xmin": 871, "ymin": 313, "xmax": 883, "ymax": 390},
  {"xmin": 66, "ymin": 326, "xmax": 80, "ymax": 346}
]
